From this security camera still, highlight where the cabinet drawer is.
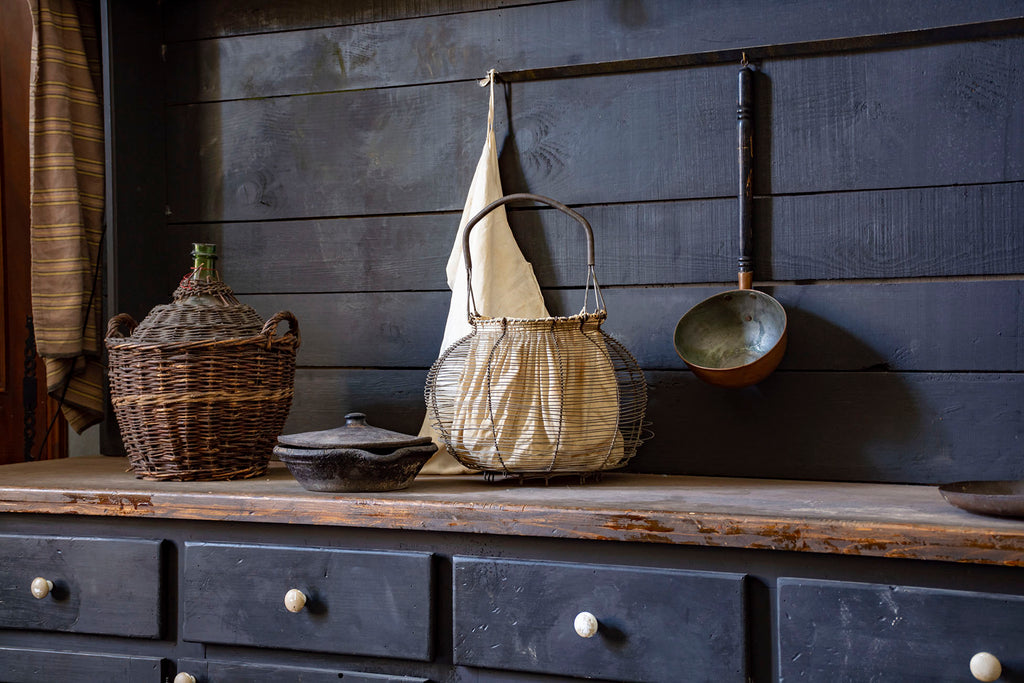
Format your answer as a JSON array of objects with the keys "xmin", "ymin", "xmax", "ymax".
[
  {"xmin": 175, "ymin": 658, "xmax": 428, "ymax": 682},
  {"xmin": 0, "ymin": 534, "xmax": 163, "ymax": 637},
  {"xmin": 453, "ymin": 557, "xmax": 747, "ymax": 682},
  {"xmin": 182, "ymin": 543, "xmax": 433, "ymax": 660},
  {"xmin": 778, "ymin": 578, "xmax": 1024, "ymax": 681},
  {"xmin": 0, "ymin": 647, "xmax": 165, "ymax": 683}
]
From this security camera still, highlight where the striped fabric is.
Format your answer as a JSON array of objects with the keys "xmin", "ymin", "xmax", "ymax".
[{"xmin": 28, "ymin": 0, "xmax": 104, "ymax": 433}]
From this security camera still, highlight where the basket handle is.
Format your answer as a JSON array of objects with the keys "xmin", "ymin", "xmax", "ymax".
[
  {"xmin": 105, "ymin": 313, "xmax": 138, "ymax": 340},
  {"xmin": 461, "ymin": 193, "xmax": 603, "ymax": 317},
  {"xmin": 262, "ymin": 311, "xmax": 301, "ymax": 348}
]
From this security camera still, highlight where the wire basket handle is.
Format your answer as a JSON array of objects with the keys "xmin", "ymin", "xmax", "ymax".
[{"xmin": 461, "ymin": 193, "xmax": 604, "ymax": 317}]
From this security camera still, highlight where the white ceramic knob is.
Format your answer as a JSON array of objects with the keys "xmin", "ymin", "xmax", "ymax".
[
  {"xmin": 173, "ymin": 673, "xmax": 197, "ymax": 683},
  {"xmin": 284, "ymin": 588, "xmax": 307, "ymax": 613},
  {"xmin": 970, "ymin": 652, "xmax": 1002, "ymax": 682},
  {"xmin": 30, "ymin": 577, "xmax": 53, "ymax": 600},
  {"xmin": 574, "ymin": 611, "xmax": 599, "ymax": 638}
]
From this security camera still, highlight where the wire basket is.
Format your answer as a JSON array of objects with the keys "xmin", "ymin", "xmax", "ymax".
[
  {"xmin": 425, "ymin": 193, "xmax": 648, "ymax": 477},
  {"xmin": 106, "ymin": 282, "xmax": 300, "ymax": 481}
]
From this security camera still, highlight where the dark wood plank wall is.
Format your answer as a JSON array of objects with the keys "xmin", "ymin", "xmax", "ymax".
[{"xmin": 103, "ymin": 0, "xmax": 1024, "ymax": 483}]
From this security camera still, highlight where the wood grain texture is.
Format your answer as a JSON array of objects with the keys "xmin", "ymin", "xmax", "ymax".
[
  {"xmin": 165, "ymin": 39, "xmax": 1024, "ymax": 223},
  {"xmin": 2, "ymin": 457, "xmax": 1024, "ymax": 566},
  {"xmin": 165, "ymin": 0, "xmax": 1024, "ymax": 101},
  {"xmin": 0, "ymin": 647, "xmax": 165, "ymax": 683},
  {"xmin": 762, "ymin": 38, "xmax": 1024, "ymax": 193},
  {"xmin": 0, "ymin": 535, "xmax": 163, "ymax": 637},
  {"xmin": 169, "ymin": 183, "xmax": 1024, "ymax": 295},
  {"xmin": 778, "ymin": 578, "xmax": 1024, "ymax": 681},
  {"xmin": 276, "ymin": 368, "xmax": 1024, "ymax": 483},
  {"xmin": 165, "ymin": 81, "xmax": 484, "ymax": 223},
  {"xmin": 244, "ymin": 280, "xmax": 1024, "ymax": 372},
  {"xmin": 162, "ymin": 0, "xmax": 528, "ymax": 42},
  {"xmin": 164, "ymin": 68, "xmax": 735, "ymax": 223},
  {"xmin": 182, "ymin": 542, "xmax": 433, "ymax": 660},
  {"xmin": 453, "ymin": 557, "xmax": 747, "ymax": 682},
  {"xmin": 642, "ymin": 370, "xmax": 1024, "ymax": 483},
  {"xmin": 176, "ymin": 658, "xmax": 429, "ymax": 683}
]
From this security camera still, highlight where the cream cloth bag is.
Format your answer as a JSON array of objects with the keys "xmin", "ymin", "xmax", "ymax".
[
  {"xmin": 419, "ymin": 71, "xmax": 549, "ymax": 474},
  {"xmin": 449, "ymin": 314, "xmax": 626, "ymax": 472}
]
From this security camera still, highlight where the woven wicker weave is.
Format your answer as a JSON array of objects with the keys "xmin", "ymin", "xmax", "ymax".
[
  {"xmin": 106, "ymin": 275, "xmax": 300, "ymax": 481},
  {"xmin": 425, "ymin": 194, "xmax": 648, "ymax": 477}
]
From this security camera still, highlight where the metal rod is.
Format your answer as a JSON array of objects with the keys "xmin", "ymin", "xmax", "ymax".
[{"xmin": 492, "ymin": 18, "xmax": 1023, "ymax": 83}]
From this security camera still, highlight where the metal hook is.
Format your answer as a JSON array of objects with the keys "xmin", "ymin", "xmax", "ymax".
[{"xmin": 478, "ymin": 68, "xmax": 498, "ymax": 87}]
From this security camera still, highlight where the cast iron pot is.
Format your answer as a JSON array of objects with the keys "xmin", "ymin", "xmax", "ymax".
[{"xmin": 274, "ymin": 413, "xmax": 437, "ymax": 492}]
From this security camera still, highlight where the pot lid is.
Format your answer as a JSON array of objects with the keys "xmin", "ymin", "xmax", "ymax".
[{"xmin": 276, "ymin": 412, "xmax": 433, "ymax": 450}]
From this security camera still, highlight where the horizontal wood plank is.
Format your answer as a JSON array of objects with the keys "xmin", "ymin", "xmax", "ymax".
[
  {"xmin": 165, "ymin": 81, "xmax": 490, "ymax": 223},
  {"xmin": 166, "ymin": 39, "xmax": 1024, "ymax": 223},
  {"xmin": 245, "ymin": 280, "xmax": 1024, "ymax": 372},
  {"xmin": 165, "ymin": 0, "xmax": 1024, "ymax": 101},
  {"xmin": 3, "ymin": 457, "xmax": 1024, "ymax": 566},
  {"xmin": 162, "ymin": 0, "xmax": 527, "ymax": 42},
  {"xmin": 0, "ymin": 648, "xmax": 164, "ymax": 682},
  {"xmin": 280, "ymin": 368, "xmax": 1024, "ymax": 484},
  {"xmin": 643, "ymin": 370, "xmax": 1024, "ymax": 483},
  {"xmin": 285, "ymin": 368, "xmax": 430, "ymax": 437},
  {"xmin": 168, "ymin": 183, "xmax": 1024, "ymax": 295},
  {"xmin": 762, "ymin": 39, "xmax": 1024, "ymax": 194}
]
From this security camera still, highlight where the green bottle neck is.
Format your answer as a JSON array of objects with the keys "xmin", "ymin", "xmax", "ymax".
[{"xmin": 190, "ymin": 243, "xmax": 219, "ymax": 281}]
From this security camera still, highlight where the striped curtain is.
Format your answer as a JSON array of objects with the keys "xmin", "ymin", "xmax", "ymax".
[{"xmin": 28, "ymin": 0, "xmax": 104, "ymax": 433}]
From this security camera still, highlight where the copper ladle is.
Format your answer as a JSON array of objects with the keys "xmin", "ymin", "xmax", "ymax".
[{"xmin": 673, "ymin": 63, "xmax": 787, "ymax": 388}]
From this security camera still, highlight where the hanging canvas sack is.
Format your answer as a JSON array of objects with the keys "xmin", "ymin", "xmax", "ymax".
[
  {"xmin": 425, "ymin": 194, "xmax": 648, "ymax": 477},
  {"xmin": 418, "ymin": 71, "xmax": 549, "ymax": 474}
]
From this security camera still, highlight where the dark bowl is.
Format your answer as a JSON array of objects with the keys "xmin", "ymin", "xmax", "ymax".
[
  {"xmin": 938, "ymin": 480, "xmax": 1024, "ymax": 519},
  {"xmin": 274, "ymin": 443, "xmax": 438, "ymax": 493}
]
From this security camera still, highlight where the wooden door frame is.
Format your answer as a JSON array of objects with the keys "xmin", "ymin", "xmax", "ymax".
[{"xmin": 1, "ymin": 0, "xmax": 67, "ymax": 463}]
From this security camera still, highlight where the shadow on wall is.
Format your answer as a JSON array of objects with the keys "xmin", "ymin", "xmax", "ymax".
[{"xmin": 635, "ymin": 306, "xmax": 931, "ymax": 483}]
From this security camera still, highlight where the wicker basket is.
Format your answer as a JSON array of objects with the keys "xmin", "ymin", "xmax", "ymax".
[
  {"xmin": 106, "ymin": 277, "xmax": 300, "ymax": 481},
  {"xmin": 425, "ymin": 193, "xmax": 648, "ymax": 477}
]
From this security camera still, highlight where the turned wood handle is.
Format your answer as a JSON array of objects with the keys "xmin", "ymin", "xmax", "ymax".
[
  {"xmin": 284, "ymin": 588, "xmax": 307, "ymax": 613},
  {"xmin": 737, "ymin": 64, "xmax": 755, "ymax": 288},
  {"xmin": 573, "ymin": 611, "xmax": 599, "ymax": 638},
  {"xmin": 30, "ymin": 577, "xmax": 53, "ymax": 599}
]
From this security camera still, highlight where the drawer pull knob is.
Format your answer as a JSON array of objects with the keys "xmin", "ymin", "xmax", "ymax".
[
  {"xmin": 574, "ymin": 611, "xmax": 599, "ymax": 638},
  {"xmin": 30, "ymin": 577, "xmax": 53, "ymax": 600},
  {"xmin": 173, "ymin": 674, "xmax": 197, "ymax": 683},
  {"xmin": 970, "ymin": 652, "xmax": 1002, "ymax": 682},
  {"xmin": 284, "ymin": 588, "xmax": 307, "ymax": 613}
]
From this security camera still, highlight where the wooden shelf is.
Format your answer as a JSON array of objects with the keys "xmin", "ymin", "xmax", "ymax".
[{"xmin": 1, "ymin": 456, "xmax": 1022, "ymax": 566}]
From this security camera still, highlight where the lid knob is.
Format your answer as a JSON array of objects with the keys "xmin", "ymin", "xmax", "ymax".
[{"xmin": 344, "ymin": 412, "xmax": 367, "ymax": 425}]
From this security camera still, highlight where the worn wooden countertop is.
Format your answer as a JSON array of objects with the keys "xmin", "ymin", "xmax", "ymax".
[{"xmin": 1, "ymin": 456, "xmax": 1022, "ymax": 566}]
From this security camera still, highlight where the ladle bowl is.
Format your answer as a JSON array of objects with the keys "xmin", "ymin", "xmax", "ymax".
[{"xmin": 673, "ymin": 287, "xmax": 787, "ymax": 388}]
